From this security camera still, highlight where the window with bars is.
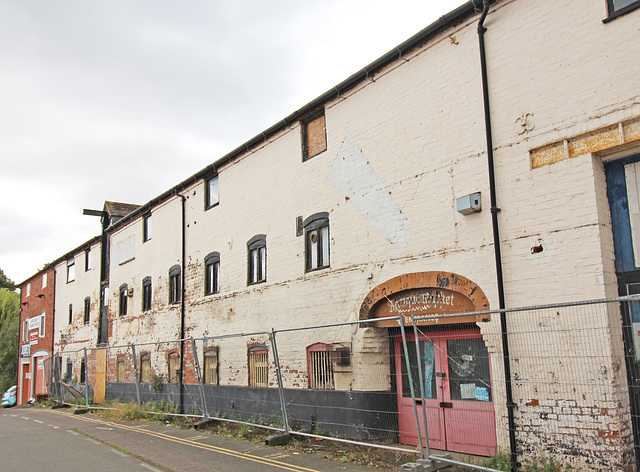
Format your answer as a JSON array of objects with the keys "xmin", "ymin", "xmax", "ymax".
[
  {"xmin": 304, "ymin": 212, "xmax": 330, "ymax": 272},
  {"xmin": 117, "ymin": 357, "xmax": 125, "ymax": 383},
  {"xmin": 168, "ymin": 352, "xmax": 180, "ymax": 383},
  {"xmin": 248, "ymin": 345, "xmax": 268, "ymax": 387},
  {"xmin": 204, "ymin": 349, "xmax": 219, "ymax": 385},
  {"xmin": 247, "ymin": 235, "xmax": 266, "ymax": 285},
  {"xmin": 140, "ymin": 354, "xmax": 151, "ymax": 383},
  {"xmin": 307, "ymin": 343, "xmax": 335, "ymax": 390}
]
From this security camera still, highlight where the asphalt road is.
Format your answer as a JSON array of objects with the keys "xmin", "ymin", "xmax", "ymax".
[{"xmin": 0, "ymin": 406, "xmax": 381, "ymax": 472}]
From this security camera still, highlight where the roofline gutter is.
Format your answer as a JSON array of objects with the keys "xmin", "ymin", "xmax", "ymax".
[
  {"xmin": 106, "ymin": 1, "xmax": 485, "ymax": 234},
  {"xmin": 477, "ymin": 1, "xmax": 518, "ymax": 470}
]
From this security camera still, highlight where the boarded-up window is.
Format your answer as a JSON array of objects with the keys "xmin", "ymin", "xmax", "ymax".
[
  {"xmin": 307, "ymin": 343, "xmax": 334, "ymax": 390},
  {"xmin": 248, "ymin": 345, "xmax": 268, "ymax": 387},
  {"xmin": 204, "ymin": 349, "xmax": 218, "ymax": 386},
  {"xmin": 117, "ymin": 358, "xmax": 125, "ymax": 383},
  {"xmin": 169, "ymin": 352, "xmax": 180, "ymax": 383},
  {"xmin": 302, "ymin": 111, "xmax": 327, "ymax": 161},
  {"xmin": 140, "ymin": 354, "xmax": 151, "ymax": 383}
]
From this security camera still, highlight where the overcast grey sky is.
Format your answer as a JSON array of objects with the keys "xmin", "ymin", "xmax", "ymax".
[{"xmin": 0, "ymin": 0, "xmax": 464, "ymax": 284}]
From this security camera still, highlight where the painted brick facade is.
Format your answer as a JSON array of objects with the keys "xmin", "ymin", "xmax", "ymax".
[{"xmin": 39, "ymin": 0, "xmax": 640, "ymax": 469}]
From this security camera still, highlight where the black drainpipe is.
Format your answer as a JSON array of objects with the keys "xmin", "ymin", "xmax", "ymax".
[
  {"xmin": 477, "ymin": 1, "xmax": 518, "ymax": 470},
  {"xmin": 178, "ymin": 192, "xmax": 186, "ymax": 415}
]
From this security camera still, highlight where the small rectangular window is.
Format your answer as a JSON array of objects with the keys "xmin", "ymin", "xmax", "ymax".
[
  {"xmin": 84, "ymin": 298, "xmax": 91, "ymax": 325},
  {"xmin": 247, "ymin": 235, "xmax": 266, "ymax": 285},
  {"xmin": 142, "ymin": 277, "xmax": 152, "ymax": 312},
  {"xmin": 248, "ymin": 346, "xmax": 268, "ymax": 387},
  {"xmin": 140, "ymin": 354, "xmax": 151, "ymax": 383},
  {"xmin": 26, "ymin": 283, "xmax": 31, "ymax": 297},
  {"xmin": 169, "ymin": 353, "xmax": 180, "ymax": 383},
  {"xmin": 205, "ymin": 253, "xmax": 220, "ymax": 295},
  {"xmin": 205, "ymin": 349, "xmax": 219, "ymax": 386},
  {"xmin": 304, "ymin": 213, "xmax": 330, "ymax": 272},
  {"xmin": 302, "ymin": 111, "xmax": 327, "ymax": 161},
  {"xmin": 169, "ymin": 265, "xmax": 181, "ymax": 304},
  {"xmin": 42, "ymin": 273, "xmax": 47, "ymax": 289},
  {"xmin": 85, "ymin": 249, "xmax": 92, "ymax": 271},
  {"xmin": 119, "ymin": 285, "xmax": 128, "ymax": 316},
  {"xmin": 68, "ymin": 304, "xmax": 73, "ymax": 325},
  {"xmin": 308, "ymin": 347, "xmax": 334, "ymax": 390},
  {"xmin": 23, "ymin": 320, "xmax": 28, "ymax": 343},
  {"xmin": 117, "ymin": 358, "xmax": 125, "ymax": 383},
  {"xmin": 205, "ymin": 175, "xmax": 220, "ymax": 209},
  {"xmin": 39, "ymin": 313, "xmax": 45, "ymax": 338},
  {"xmin": 143, "ymin": 214, "xmax": 152, "ymax": 242},
  {"xmin": 67, "ymin": 259, "xmax": 75, "ymax": 282}
]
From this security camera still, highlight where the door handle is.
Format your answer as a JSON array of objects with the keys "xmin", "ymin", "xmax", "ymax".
[{"xmin": 439, "ymin": 401, "xmax": 453, "ymax": 408}]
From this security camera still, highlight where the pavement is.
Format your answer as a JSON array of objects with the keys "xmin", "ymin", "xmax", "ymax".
[{"xmin": 0, "ymin": 405, "xmax": 398, "ymax": 472}]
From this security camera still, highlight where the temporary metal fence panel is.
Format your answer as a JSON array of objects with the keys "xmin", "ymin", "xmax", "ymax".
[{"xmin": 49, "ymin": 296, "xmax": 640, "ymax": 471}]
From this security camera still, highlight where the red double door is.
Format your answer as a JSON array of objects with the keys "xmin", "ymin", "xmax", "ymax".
[{"xmin": 394, "ymin": 328, "xmax": 497, "ymax": 456}]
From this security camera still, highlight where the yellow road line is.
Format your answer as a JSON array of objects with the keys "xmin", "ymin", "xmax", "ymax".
[{"xmin": 47, "ymin": 410, "xmax": 320, "ymax": 472}]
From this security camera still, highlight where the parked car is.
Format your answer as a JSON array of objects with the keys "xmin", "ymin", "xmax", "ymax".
[{"xmin": 1, "ymin": 385, "xmax": 17, "ymax": 408}]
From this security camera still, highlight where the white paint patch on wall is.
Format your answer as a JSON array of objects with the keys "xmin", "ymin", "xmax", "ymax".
[
  {"xmin": 327, "ymin": 133, "xmax": 410, "ymax": 247},
  {"xmin": 113, "ymin": 235, "xmax": 136, "ymax": 265}
]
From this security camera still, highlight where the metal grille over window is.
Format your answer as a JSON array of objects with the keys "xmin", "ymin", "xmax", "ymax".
[
  {"xmin": 140, "ymin": 354, "xmax": 151, "ymax": 383},
  {"xmin": 205, "ymin": 349, "xmax": 218, "ymax": 385},
  {"xmin": 249, "ymin": 345, "xmax": 268, "ymax": 387},
  {"xmin": 117, "ymin": 358, "xmax": 125, "ymax": 383},
  {"xmin": 169, "ymin": 352, "xmax": 180, "ymax": 383},
  {"xmin": 308, "ymin": 348, "xmax": 334, "ymax": 390}
]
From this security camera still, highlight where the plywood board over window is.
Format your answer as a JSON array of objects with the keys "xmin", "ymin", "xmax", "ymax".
[{"xmin": 302, "ymin": 111, "xmax": 327, "ymax": 161}]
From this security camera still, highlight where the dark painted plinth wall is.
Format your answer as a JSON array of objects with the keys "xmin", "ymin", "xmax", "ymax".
[{"xmin": 106, "ymin": 382, "xmax": 398, "ymax": 442}]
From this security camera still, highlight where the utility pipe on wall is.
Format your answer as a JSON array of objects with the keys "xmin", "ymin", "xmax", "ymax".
[{"xmin": 476, "ymin": 1, "xmax": 518, "ymax": 470}]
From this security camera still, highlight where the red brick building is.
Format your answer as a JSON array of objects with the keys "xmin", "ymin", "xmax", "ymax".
[{"xmin": 18, "ymin": 266, "xmax": 55, "ymax": 404}]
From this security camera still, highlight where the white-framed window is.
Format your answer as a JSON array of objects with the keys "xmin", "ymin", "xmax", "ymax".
[
  {"xmin": 143, "ymin": 214, "xmax": 152, "ymax": 242},
  {"xmin": 26, "ymin": 283, "xmax": 31, "ymax": 297},
  {"xmin": 247, "ymin": 235, "xmax": 266, "ymax": 285},
  {"xmin": 42, "ymin": 273, "xmax": 47, "ymax": 289},
  {"xmin": 205, "ymin": 175, "xmax": 220, "ymax": 210},
  {"xmin": 67, "ymin": 259, "xmax": 75, "ymax": 282},
  {"xmin": 304, "ymin": 212, "xmax": 330, "ymax": 272},
  {"xmin": 204, "ymin": 252, "xmax": 220, "ymax": 295}
]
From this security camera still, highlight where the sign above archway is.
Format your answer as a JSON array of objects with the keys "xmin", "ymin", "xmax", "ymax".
[{"xmin": 359, "ymin": 272, "xmax": 490, "ymax": 327}]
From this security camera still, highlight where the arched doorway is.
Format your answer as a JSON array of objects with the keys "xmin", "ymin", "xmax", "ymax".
[{"xmin": 360, "ymin": 271, "xmax": 497, "ymax": 456}]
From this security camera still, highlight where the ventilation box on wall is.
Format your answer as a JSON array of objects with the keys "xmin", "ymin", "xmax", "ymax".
[{"xmin": 456, "ymin": 192, "xmax": 482, "ymax": 215}]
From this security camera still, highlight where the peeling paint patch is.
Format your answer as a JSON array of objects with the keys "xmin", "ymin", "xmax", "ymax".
[
  {"xmin": 530, "ymin": 117, "xmax": 640, "ymax": 169},
  {"xmin": 327, "ymin": 133, "xmax": 410, "ymax": 247}
]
